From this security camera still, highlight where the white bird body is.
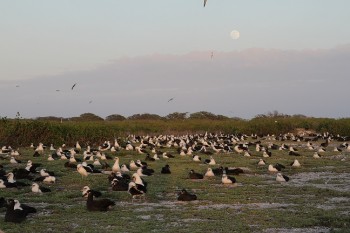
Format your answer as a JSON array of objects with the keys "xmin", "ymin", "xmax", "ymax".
[
  {"xmin": 204, "ymin": 168, "xmax": 215, "ymax": 177},
  {"xmin": 291, "ymin": 159, "xmax": 301, "ymax": 167},
  {"xmin": 258, "ymin": 159, "xmax": 266, "ymax": 166},
  {"xmin": 276, "ymin": 173, "xmax": 289, "ymax": 182},
  {"xmin": 268, "ymin": 164, "xmax": 278, "ymax": 172},
  {"xmin": 222, "ymin": 174, "xmax": 236, "ymax": 184},
  {"xmin": 77, "ymin": 164, "xmax": 88, "ymax": 178},
  {"xmin": 112, "ymin": 157, "xmax": 121, "ymax": 173}
]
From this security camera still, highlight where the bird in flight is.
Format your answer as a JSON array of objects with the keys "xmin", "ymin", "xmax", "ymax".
[
  {"xmin": 168, "ymin": 97, "xmax": 174, "ymax": 102},
  {"xmin": 211, "ymin": 52, "xmax": 214, "ymax": 59},
  {"xmin": 89, "ymin": 100, "xmax": 93, "ymax": 104},
  {"xmin": 204, "ymin": 0, "xmax": 207, "ymax": 7},
  {"xmin": 71, "ymin": 83, "xmax": 77, "ymax": 90}
]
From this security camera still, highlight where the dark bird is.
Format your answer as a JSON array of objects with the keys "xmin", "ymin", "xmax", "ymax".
[
  {"xmin": 137, "ymin": 167, "xmax": 154, "ymax": 177},
  {"xmin": 204, "ymin": 0, "xmax": 207, "ymax": 7},
  {"xmin": 0, "ymin": 197, "xmax": 6, "ymax": 208},
  {"xmin": 111, "ymin": 178, "xmax": 128, "ymax": 191},
  {"xmin": 289, "ymin": 151, "xmax": 301, "ymax": 156},
  {"xmin": 177, "ymin": 189, "xmax": 197, "ymax": 201},
  {"xmin": 86, "ymin": 190, "xmax": 115, "ymax": 211},
  {"xmin": 5, "ymin": 199, "xmax": 29, "ymax": 223},
  {"xmin": 274, "ymin": 163, "xmax": 286, "ymax": 171},
  {"xmin": 128, "ymin": 181, "xmax": 145, "ymax": 201},
  {"xmin": 71, "ymin": 83, "xmax": 77, "ymax": 90},
  {"xmin": 211, "ymin": 51, "xmax": 213, "ymax": 59},
  {"xmin": 167, "ymin": 97, "xmax": 174, "ymax": 102},
  {"xmin": 161, "ymin": 164, "xmax": 171, "ymax": 174},
  {"xmin": 189, "ymin": 169, "xmax": 204, "ymax": 179}
]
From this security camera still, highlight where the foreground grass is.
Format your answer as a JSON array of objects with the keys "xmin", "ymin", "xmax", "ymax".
[{"xmin": 1, "ymin": 137, "xmax": 350, "ymax": 233}]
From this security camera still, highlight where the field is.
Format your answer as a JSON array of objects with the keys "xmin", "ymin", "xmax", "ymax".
[{"xmin": 1, "ymin": 132, "xmax": 350, "ymax": 233}]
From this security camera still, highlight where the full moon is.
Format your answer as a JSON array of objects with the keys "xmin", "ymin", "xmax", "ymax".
[{"xmin": 230, "ymin": 30, "xmax": 240, "ymax": 40}]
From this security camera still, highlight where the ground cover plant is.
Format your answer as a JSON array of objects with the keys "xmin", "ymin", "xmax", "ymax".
[{"xmin": 0, "ymin": 130, "xmax": 350, "ymax": 232}]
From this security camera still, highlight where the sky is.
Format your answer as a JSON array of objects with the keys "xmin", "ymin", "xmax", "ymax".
[{"xmin": 0, "ymin": 0, "xmax": 349, "ymax": 119}]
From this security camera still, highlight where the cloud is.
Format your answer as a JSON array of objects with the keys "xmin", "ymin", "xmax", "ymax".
[{"xmin": 1, "ymin": 45, "xmax": 349, "ymax": 119}]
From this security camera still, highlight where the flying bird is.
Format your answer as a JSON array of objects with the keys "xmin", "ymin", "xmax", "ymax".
[
  {"xmin": 211, "ymin": 51, "xmax": 213, "ymax": 59},
  {"xmin": 168, "ymin": 97, "xmax": 174, "ymax": 102},
  {"xmin": 71, "ymin": 83, "xmax": 77, "ymax": 90},
  {"xmin": 204, "ymin": 0, "xmax": 207, "ymax": 7}
]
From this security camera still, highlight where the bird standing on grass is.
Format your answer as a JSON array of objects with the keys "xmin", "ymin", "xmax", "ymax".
[{"xmin": 77, "ymin": 164, "xmax": 89, "ymax": 179}]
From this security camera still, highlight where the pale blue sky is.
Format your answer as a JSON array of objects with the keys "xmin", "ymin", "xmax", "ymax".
[{"xmin": 0, "ymin": 1, "xmax": 349, "ymax": 118}]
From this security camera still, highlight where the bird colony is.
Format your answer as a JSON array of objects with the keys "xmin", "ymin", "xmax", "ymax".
[{"xmin": 0, "ymin": 131, "xmax": 349, "ymax": 224}]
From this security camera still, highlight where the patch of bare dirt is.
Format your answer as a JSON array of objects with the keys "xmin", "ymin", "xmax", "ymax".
[
  {"xmin": 289, "ymin": 172, "xmax": 350, "ymax": 192},
  {"xmin": 262, "ymin": 227, "xmax": 330, "ymax": 233}
]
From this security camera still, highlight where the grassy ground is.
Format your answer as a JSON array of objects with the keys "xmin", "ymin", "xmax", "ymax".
[{"xmin": 0, "ymin": 136, "xmax": 350, "ymax": 233}]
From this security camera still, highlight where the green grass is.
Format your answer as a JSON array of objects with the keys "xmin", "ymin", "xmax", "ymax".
[{"xmin": 1, "ymin": 136, "xmax": 350, "ymax": 233}]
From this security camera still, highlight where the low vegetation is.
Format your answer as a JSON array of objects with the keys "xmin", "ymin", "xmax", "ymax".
[{"xmin": 0, "ymin": 112, "xmax": 349, "ymax": 232}]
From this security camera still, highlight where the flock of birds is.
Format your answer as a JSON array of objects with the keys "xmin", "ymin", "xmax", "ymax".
[{"xmin": 1, "ymin": 131, "xmax": 349, "ymax": 223}]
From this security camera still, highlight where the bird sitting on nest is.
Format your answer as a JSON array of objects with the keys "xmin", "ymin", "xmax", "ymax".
[{"xmin": 86, "ymin": 190, "xmax": 115, "ymax": 211}]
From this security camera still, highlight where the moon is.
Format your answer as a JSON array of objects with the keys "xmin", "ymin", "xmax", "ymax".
[{"xmin": 230, "ymin": 30, "xmax": 240, "ymax": 40}]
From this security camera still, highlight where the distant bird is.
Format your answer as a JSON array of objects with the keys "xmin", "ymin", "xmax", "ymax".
[
  {"xmin": 112, "ymin": 157, "xmax": 121, "ymax": 173},
  {"xmin": 257, "ymin": 159, "xmax": 266, "ymax": 166},
  {"xmin": 86, "ymin": 190, "xmax": 115, "ymax": 211},
  {"xmin": 71, "ymin": 83, "xmax": 77, "ymax": 90},
  {"xmin": 291, "ymin": 159, "xmax": 301, "ymax": 167},
  {"xmin": 120, "ymin": 164, "xmax": 130, "ymax": 173},
  {"xmin": 204, "ymin": 156, "xmax": 216, "ymax": 165},
  {"xmin": 177, "ymin": 189, "xmax": 197, "ymax": 201},
  {"xmin": 168, "ymin": 97, "xmax": 174, "ymax": 102},
  {"xmin": 268, "ymin": 164, "xmax": 278, "ymax": 173},
  {"xmin": 192, "ymin": 154, "xmax": 201, "ymax": 162},
  {"xmin": 56, "ymin": 90, "xmax": 60, "ymax": 92},
  {"xmin": 5, "ymin": 199, "xmax": 30, "ymax": 223},
  {"xmin": 89, "ymin": 100, "xmax": 93, "ymax": 104},
  {"xmin": 137, "ymin": 167, "xmax": 154, "ymax": 177},
  {"xmin": 82, "ymin": 186, "xmax": 102, "ymax": 198},
  {"xmin": 34, "ymin": 175, "xmax": 56, "ymax": 184},
  {"xmin": 313, "ymin": 152, "xmax": 321, "ymax": 159},
  {"xmin": 189, "ymin": 170, "xmax": 204, "ymax": 179},
  {"xmin": 211, "ymin": 51, "xmax": 214, "ymax": 59},
  {"xmin": 13, "ymin": 199, "xmax": 37, "ymax": 214},
  {"xmin": 128, "ymin": 181, "xmax": 145, "ymax": 201},
  {"xmin": 276, "ymin": 173, "xmax": 289, "ymax": 182},
  {"xmin": 161, "ymin": 164, "xmax": 171, "ymax": 174},
  {"xmin": 204, "ymin": 168, "xmax": 215, "ymax": 177},
  {"xmin": 111, "ymin": 178, "xmax": 128, "ymax": 191},
  {"xmin": 10, "ymin": 156, "xmax": 21, "ymax": 164},
  {"xmin": 204, "ymin": 0, "xmax": 207, "ymax": 7},
  {"xmin": 77, "ymin": 164, "xmax": 89, "ymax": 178},
  {"xmin": 221, "ymin": 173, "xmax": 236, "ymax": 184},
  {"xmin": 31, "ymin": 182, "xmax": 51, "ymax": 193}
]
